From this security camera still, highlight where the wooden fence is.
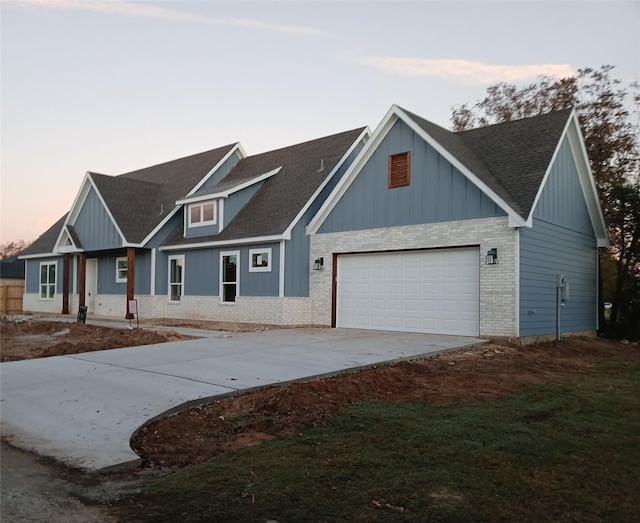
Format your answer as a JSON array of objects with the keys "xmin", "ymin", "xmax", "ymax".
[{"xmin": 0, "ymin": 283, "xmax": 24, "ymax": 314}]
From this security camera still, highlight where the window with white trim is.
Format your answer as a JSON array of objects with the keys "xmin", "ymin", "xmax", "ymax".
[
  {"xmin": 116, "ymin": 257, "xmax": 127, "ymax": 283},
  {"xmin": 188, "ymin": 201, "xmax": 216, "ymax": 227},
  {"xmin": 40, "ymin": 262, "xmax": 56, "ymax": 299},
  {"xmin": 249, "ymin": 248, "xmax": 272, "ymax": 272},
  {"xmin": 168, "ymin": 255, "xmax": 185, "ymax": 301},
  {"xmin": 221, "ymin": 251, "xmax": 239, "ymax": 302}
]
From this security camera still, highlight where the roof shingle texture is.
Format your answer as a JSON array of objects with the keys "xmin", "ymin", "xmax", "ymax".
[
  {"xmin": 402, "ymin": 107, "xmax": 572, "ymax": 219},
  {"xmin": 163, "ymin": 127, "xmax": 367, "ymax": 246}
]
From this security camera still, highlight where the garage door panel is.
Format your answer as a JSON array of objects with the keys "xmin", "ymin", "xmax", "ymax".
[{"xmin": 337, "ymin": 248, "xmax": 479, "ymax": 336}]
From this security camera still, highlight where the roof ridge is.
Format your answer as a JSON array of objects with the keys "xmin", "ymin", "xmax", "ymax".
[
  {"xmin": 118, "ymin": 143, "xmax": 238, "ymax": 178},
  {"xmin": 457, "ymin": 107, "xmax": 573, "ymax": 134}
]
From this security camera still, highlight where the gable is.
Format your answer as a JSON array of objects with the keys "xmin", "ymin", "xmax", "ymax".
[
  {"xmin": 533, "ymin": 136, "xmax": 594, "ymax": 235},
  {"xmin": 73, "ymin": 187, "xmax": 123, "ymax": 250},
  {"xmin": 317, "ymin": 119, "xmax": 505, "ymax": 234}
]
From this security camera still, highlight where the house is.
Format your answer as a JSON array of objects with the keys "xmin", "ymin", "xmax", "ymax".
[
  {"xmin": 19, "ymin": 127, "xmax": 369, "ymax": 324},
  {"xmin": 20, "ymin": 105, "xmax": 607, "ymax": 341},
  {"xmin": 0, "ymin": 256, "xmax": 26, "ymax": 314},
  {"xmin": 307, "ymin": 105, "xmax": 608, "ymax": 341}
]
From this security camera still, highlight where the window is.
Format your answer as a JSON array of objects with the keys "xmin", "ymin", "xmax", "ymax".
[
  {"xmin": 188, "ymin": 201, "xmax": 216, "ymax": 227},
  {"xmin": 116, "ymin": 257, "xmax": 127, "ymax": 283},
  {"xmin": 40, "ymin": 262, "xmax": 56, "ymax": 299},
  {"xmin": 168, "ymin": 255, "xmax": 184, "ymax": 301},
  {"xmin": 388, "ymin": 151, "xmax": 410, "ymax": 188},
  {"xmin": 221, "ymin": 251, "xmax": 239, "ymax": 302},
  {"xmin": 249, "ymin": 248, "xmax": 272, "ymax": 272}
]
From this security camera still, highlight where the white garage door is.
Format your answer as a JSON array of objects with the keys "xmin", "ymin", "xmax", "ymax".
[{"xmin": 337, "ymin": 248, "xmax": 480, "ymax": 336}]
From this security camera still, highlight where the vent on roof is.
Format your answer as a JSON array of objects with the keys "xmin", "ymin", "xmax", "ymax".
[
  {"xmin": 318, "ymin": 159, "xmax": 325, "ymax": 172},
  {"xmin": 388, "ymin": 152, "xmax": 410, "ymax": 188}
]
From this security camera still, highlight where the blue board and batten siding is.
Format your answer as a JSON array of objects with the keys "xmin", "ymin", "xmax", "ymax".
[
  {"xmin": 74, "ymin": 188, "xmax": 122, "ymax": 250},
  {"xmin": 286, "ymin": 139, "xmax": 366, "ymax": 296},
  {"xmin": 519, "ymin": 138, "xmax": 598, "ymax": 336},
  {"xmin": 318, "ymin": 120, "xmax": 505, "ymax": 234},
  {"xmin": 155, "ymin": 242, "xmax": 280, "ymax": 298}
]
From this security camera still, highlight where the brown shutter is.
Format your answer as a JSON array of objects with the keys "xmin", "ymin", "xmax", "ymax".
[{"xmin": 388, "ymin": 152, "xmax": 410, "ymax": 188}]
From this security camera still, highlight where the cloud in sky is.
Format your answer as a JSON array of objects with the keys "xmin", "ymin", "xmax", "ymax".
[
  {"xmin": 350, "ymin": 53, "xmax": 576, "ymax": 84},
  {"xmin": 20, "ymin": 0, "xmax": 325, "ymax": 35}
]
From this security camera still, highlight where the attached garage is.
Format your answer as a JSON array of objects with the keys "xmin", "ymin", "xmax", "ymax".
[{"xmin": 336, "ymin": 247, "xmax": 480, "ymax": 336}]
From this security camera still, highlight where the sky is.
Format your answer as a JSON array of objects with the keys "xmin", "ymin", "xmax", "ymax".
[{"xmin": 1, "ymin": 0, "xmax": 639, "ymax": 243}]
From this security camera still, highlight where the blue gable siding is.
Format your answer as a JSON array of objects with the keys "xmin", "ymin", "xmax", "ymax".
[
  {"xmin": 319, "ymin": 120, "xmax": 505, "ymax": 234},
  {"xmin": 287, "ymin": 140, "xmax": 365, "ymax": 296},
  {"xmin": 74, "ymin": 188, "xmax": 122, "ymax": 251},
  {"xmin": 520, "ymin": 137, "xmax": 598, "ymax": 337},
  {"xmin": 533, "ymin": 140, "xmax": 594, "ymax": 233}
]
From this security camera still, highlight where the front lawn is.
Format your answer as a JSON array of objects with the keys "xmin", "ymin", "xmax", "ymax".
[{"xmin": 123, "ymin": 353, "xmax": 639, "ymax": 522}]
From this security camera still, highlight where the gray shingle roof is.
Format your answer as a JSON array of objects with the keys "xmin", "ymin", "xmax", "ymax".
[
  {"xmin": 19, "ymin": 214, "xmax": 68, "ymax": 257},
  {"xmin": 402, "ymin": 107, "xmax": 572, "ymax": 219},
  {"xmin": 21, "ymin": 145, "xmax": 237, "ymax": 255},
  {"xmin": 163, "ymin": 127, "xmax": 367, "ymax": 246}
]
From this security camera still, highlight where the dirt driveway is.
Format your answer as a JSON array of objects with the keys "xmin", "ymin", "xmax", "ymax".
[{"xmin": 1, "ymin": 316, "xmax": 637, "ymax": 522}]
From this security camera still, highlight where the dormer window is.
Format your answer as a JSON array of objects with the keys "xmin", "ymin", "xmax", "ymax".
[{"xmin": 188, "ymin": 201, "xmax": 216, "ymax": 227}]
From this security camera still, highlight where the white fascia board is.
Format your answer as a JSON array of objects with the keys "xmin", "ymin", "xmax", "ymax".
[
  {"xmin": 139, "ymin": 205, "xmax": 183, "ymax": 247},
  {"xmin": 83, "ymin": 174, "xmax": 128, "ymax": 246},
  {"xmin": 159, "ymin": 234, "xmax": 286, "ymax": 252},
  {"xmin": 185, "ymin": 143, "xmax": 246, "ymax": 197},
  {"xmin": 566, "ymin": 113, "xmax": 609, "ymax": 246},
  {"xmin": 393, "ymin": 106, "xmax": 525, "ymax": 227},
  {"xmin": 19, "ymin": 252, "xmax": 60, "ymax": 260},
  {"xmin": 285, "ymin": 128, "xmax": 370, "ymax": 238},
  {"xmin": 307, "ymin": 107, "xmax": 400, "ymax": 234},
  {"xmin": 176, "ymin": 166, "xmax": 282, "ymax": 205}
]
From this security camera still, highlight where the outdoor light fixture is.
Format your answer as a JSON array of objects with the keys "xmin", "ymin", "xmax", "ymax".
[
  {"xmin": 485, "ymin": 248, "xmax": 498, "ymax": 265},
  {"xmin": 313, "ymin": 257, "xmax": 324, "ymax": 270}
]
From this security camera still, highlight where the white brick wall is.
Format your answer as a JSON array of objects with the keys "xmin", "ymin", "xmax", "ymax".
[
  {"xmin": 23, "ymin": 293, "xmax": 63, "ymax": 314},
  {"xmin": 23, "ymin": 292, "xmax": 314, "ymax": 326},
  {"xmin": 144, "ymin": 295, "xmax": 313, "ymax": 325},
  {"xmin": 310, "ymin": 217, "xmax": 518, "ymax": 337}
]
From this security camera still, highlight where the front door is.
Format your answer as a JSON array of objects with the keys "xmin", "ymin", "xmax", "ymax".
[{"xmin": 85, "ymin": 258, "xmax": 98, "ymax": 313}]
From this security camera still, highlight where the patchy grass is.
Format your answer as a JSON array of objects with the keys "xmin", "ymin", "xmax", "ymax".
[{"xmin": 123, "ymin": 359, "xmax": 640, "ymax": 522}]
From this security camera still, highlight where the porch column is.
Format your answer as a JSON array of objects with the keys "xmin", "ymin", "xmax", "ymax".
[
  {"xmin": 79, "ymin": 253, "xmax": 87, "ymax": 308},
  {"xmin": 62, "ymin": 253, "xmax": 70, "ymax": 314},
  {"xmin": 125, "ymin": 247, "xmax": 135, "ymax": 319}
]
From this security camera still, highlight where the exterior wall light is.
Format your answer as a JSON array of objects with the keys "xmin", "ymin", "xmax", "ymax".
[
  {"xmin": 485, "ymin": 248, "xmax": 498, "ymax": 265},
  {"xmin": 313, "ymin": 257, "xmax": 324, "ymax": 270}
]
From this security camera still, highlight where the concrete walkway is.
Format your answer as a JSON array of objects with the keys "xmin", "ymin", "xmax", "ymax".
[{"xmin": 1, "ymin": 325, "xmax": 485, "ymax": 472}]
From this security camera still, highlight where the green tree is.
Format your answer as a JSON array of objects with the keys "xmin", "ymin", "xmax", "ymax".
[{"xmin": 451, "ymin": 65, "xmax": 640, "ymax": 338}]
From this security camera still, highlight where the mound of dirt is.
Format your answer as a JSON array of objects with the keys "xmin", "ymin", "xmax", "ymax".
[
  {"xmin": 132, "ymin": 336, "xmax": 638, "ymax": 470},
  {"xmin": 0, "ymin": 318, "xmax": 191, "ymax": 362}
]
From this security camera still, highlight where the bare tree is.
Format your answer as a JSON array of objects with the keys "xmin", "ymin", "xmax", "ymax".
[{"xmin": 0, "ymin": 239, "xmax": 32, "ymax": 259}]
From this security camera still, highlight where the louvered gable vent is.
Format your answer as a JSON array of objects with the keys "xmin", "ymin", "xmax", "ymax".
[{"xmin": 388, "ymin": 151, "xmax": 410, "ymax": 188}]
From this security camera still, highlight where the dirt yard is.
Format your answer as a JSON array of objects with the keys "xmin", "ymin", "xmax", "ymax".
[
  {"xmin": 1, "ymin": 315, "xmax": 638, "ymax": 522},
  {"xmin": 0, "ymin": 316, "xmax": 192, "ymax": 362}
]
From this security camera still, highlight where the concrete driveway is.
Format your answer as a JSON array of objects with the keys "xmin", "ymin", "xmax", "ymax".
[{"xmin": 1, "ymin": 328, "xmax": 484, "ymax": 472}]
